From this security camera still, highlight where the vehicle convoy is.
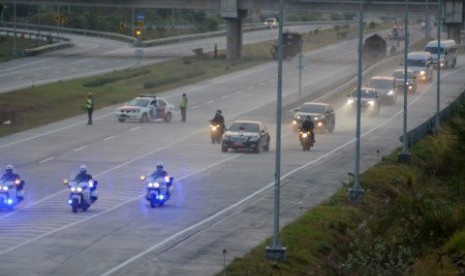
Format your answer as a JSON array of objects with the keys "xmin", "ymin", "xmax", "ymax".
[
  {"xmin": 0, "ymin": 175, "xmax": 25, "ymax": 211},
  {"xmin": 346, "ymin": 87, "xmax": 381, "ymax": 116},
  {"xmin": 392, "ymin": 69, "xmax": 417, "ymax": 93},
  {"xmin": 299, "ymin": 129, "xmax": 314, "ymax": 151},
  {"xmin": 141, "ymin": 174, "xmax": 173, "ymax": 208},
  {"xmin": 291, "ymin": 102, "xmax": 336, "ymax": 133},
  {"xmin": 424, "ymin": 39, "xmax": 457, "ymax": 69},
  {"xmin": 115, "ymin": 95, "xmax": 175, "ymax": 123},
  {"xmin": 63, "ymin": 176, "xmax": 98, "ymax": 213},
  {"xmin": 221, "ymin": 120, "xmax": 271, "ymax": 153},
  {"xmin": 367, "ymin": 76, "xmax": 397, "ymax": 105},
  {"xmin": 209, "ymin": 120, "xmax": 223, "ymax": 144}
]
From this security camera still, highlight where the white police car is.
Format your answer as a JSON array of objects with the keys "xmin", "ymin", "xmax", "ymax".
[{"xmin": 115, "ymin": 95, "xmax": 175, "ymax": 123}]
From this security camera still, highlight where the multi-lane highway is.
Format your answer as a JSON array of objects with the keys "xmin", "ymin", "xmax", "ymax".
[
  {"xmin": 0, "ymin": 24, "xmax": 326, "ymax": 94},
  {"xmin": 0, "ymin": 25, "xmax": 463, "ymax": 276}
]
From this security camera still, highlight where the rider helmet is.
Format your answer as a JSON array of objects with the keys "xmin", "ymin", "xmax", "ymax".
[
  {"xmin": 216, "ymin": 109, "xmax": 222, "ymax": 114},
  {"xmin": 79, "ymin": 164, "xmax": 87, "ymax": 173},
  {"xmin": 5, "ymin": 164, "xmax": 14, "ymax": 172},
  {"xmin": 156, "ymin": 162, "xmax": 164, "ymax": 168},
  {"xmin": 306, "ymin": 115, "xmax": 311, "ymax": 120}
]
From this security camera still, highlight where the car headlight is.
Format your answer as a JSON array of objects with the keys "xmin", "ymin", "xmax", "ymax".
[
  {"xmin": 249, "ymin": 136, "xmax": 259, "ymax": 142},
  {"xmin": 347, "ymin": 98, "xmax": 355, "ymax": 104},
  {"xmin": 387, "ymin": 90, "xmax": 394, "ymax": 96},
  {"xmin": 317, "ymin": 122, "xmax": 324, "ymax": 127},
  {"xmin": 292, "ymin": 120, "xmax": 297, "ymax": 125},
  {"xmin": 296, "ymin": 115, "xmax": 301, "ymax": 120},
  {"xmin": 368, "ymin": 100, "xmax": 375, "ymax": 106},
  {"xmin": 1, "ymin": 186, "xmax": 8, "ymax": 191},
  {"xmin": 420, "ymin": 71, "xmax": 426, "ymax": 75}
]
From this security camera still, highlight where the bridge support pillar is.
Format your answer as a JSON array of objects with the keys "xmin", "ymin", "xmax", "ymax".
[
  {"xmin": 445, "ymin": 23, "xmax": 462, "ymax": 43},
  {"xmin": 224, "ymin": 9, "xmax": 247, "ymax": 60}
]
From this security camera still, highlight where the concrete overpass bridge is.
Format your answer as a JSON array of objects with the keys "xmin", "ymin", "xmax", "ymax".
[{"xmin": 2, "ymin": 0, "xmax": 464, "ymax": 59}]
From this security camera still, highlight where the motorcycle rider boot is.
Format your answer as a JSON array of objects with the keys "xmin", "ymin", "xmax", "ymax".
[{"xmin": 91, "ymin": 196, "xmax": 98, "ymax": 202}]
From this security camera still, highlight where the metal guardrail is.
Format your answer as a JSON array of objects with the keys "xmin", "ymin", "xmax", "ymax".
[{"xmin": 402, "ymin": 88, "xmax": 465, "ymax": 147}]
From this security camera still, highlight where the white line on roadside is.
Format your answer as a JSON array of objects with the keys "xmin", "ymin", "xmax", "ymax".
[
  {"xmin": 73, "ymin": 146, "xmax": 87, "ymax": 152},
  {"xmin": 38, "ymin": 157, "xmax": 55, "ymax": 164},
  {"xmin": 103, "ymin": 136, "xmax": 116, "ymax": 141},
  {"xmin": 247, "ymin": 86, "xmax": 254, "ymax": 90},
  {"xmin": 221, "ymin": 95, "xmax": 229, "ymax": 99},
  {"xmin": 191, "ymin": 105, "xmax": 200, "ymax": 109},
  {"xmin": 129, "ymin": 127, "xmax": 140, "ymax": 132},
  {"xmin": 206, "ymin": 100, "xmax": 214, "ymax": 104}
]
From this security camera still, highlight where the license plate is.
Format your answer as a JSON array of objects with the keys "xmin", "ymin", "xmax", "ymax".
[{"xmin": 234, "ymin": 142, "xmax": 243, "ymax": 146}]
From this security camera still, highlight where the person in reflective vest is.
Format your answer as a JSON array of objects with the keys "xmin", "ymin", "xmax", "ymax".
[{"xmin": 86, "ymin": 92, "xmax": 94, "ymax": 125}]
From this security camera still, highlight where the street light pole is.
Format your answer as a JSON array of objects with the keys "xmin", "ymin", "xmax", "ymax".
[
  {"xmin": 399, "ymin": 0, "xmax": 411, "ymax": 163},
  {"xmin": 348, "ymin": 0, "xmax": 364, "ymax": 203},
  {"xmin": 13, "ymin": 0, "xmax": 17, "ymax": 56},
  {"xmin": 434, "ymin": 0, "xmax": 442, "ymax": 133},
  {"xmin": 265, "ymin": 0, "xmax": 287, "ymax": 262}
]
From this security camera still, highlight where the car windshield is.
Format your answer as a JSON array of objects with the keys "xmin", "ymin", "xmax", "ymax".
[
  {"xmin": 368, "ymin": 79, "xmax": 392, "ymax": 89},
  {"xmin": 407, "ymin": 59, "xmax": 426, "ymax": 67},
  {"xmin": 299, "ymin": 104, "xmax": 325, "ymax": 114},
  {"xmin": 126, "ymin": 99, "xmax": 150, "ymax": 107},
  {"xmin": 229, "ymin": 123, "xmax": 260, "ymax": 132},
  {"xmin": 425, "ymin": 46, "xmax": 444, "ymax": 54},
  {"xmin": 351, "ymin": 89, "xmax": 376, "ymax": 98}
]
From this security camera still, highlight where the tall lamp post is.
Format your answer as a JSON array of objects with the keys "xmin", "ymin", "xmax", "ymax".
[
  {"xmin": 399, "ymin": 0, "xmax": 411, "ymax": 163},
  {"xmin": 265, "ymin": 0, "xmax": 287, "ymax": 262},
  {"xmin": 434, "ymin": 0, "xmax": 442, "ymax": 133},
  {"xmin": 348, "ymin": 0, "xmax": 365, "ymax": 203}
]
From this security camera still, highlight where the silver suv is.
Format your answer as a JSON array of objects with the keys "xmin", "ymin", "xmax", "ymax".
[{"xmin": 392, "ymin": 69, "xmax": 417, "ymax": 94}]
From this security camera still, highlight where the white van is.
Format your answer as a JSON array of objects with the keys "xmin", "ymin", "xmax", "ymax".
[
  {"xmin": 406, "ymin": 51, "xmax": 434, "ymax": 82},
  {"xmin": 424, "ymin": 39, "xmax": 457, "ymax": 69}
]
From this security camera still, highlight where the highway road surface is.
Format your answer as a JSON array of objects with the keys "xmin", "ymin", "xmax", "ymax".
[{"xmin": 0, "ymin": 26, "xmax": 463, "ymax": 275}]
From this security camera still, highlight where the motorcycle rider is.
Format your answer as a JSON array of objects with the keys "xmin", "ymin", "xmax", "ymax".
[
  {"xmin": 211, "ymin": 109, "xmax": 225, "ymax": 133},
  {"xmin": 74, "ymin": 164, "xmax": 98, "ymax": 202},
  {"xmin": 300, "ymin": 115, "xmax": 315, "ymax": 143},
  {"xmin": 1, "ymin": 165, "xmax": 25, "ymax": 202},
  {"xmin": 150, "ymin": 162, "xmax": 172, "ymax": 198}
]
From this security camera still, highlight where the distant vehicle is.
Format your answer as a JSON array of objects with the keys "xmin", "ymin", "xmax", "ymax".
[
  {"xmin": 271, "ymin": 32, "xmax": 303, "ymax": 60},
  {"xmin": 346, "ymin": 87, "xmax": 381, "ymax": 116},
  {"xmin": 221, "ymin": 120, "xmax": 271, "ymax": 153},
  {"xmin": 405, "ymin": 51, "xmax": 434, "ymax": 82},
  {"xmin": 367, "ymin": 76, "xmax": 397, "ymax": 105},
  {"xmin": 424, "ymin": 39, "xmax": 457, "ymax": 69},
  {"xmin": 115, "ymin": 95, "xmax": 175, "ymax": 123},
  {"xmin": 392, "ymin": 69, "xmax": 417, "ymax": 93},
  {"xmin": 291, "ymin": 102, "xmax": 336, "ymax": 133},
  {"xmin": 388, "ymin": 24, "xmax": 405, "ymax": 41},
  {"xmin": 264, "ymin": 17, "xmax": 278, "ymax": 29}
]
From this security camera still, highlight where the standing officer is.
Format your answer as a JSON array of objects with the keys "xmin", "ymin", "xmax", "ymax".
[
  {"xmin": 86, "ymin": 92, "xmax": 94, "ymax": 125},
  {"xmin": 179, "ymin": 93, "xmax": 188, "ymax": 122}
]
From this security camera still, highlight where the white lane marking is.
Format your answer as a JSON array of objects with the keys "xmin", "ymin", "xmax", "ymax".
[
  {"xmin": 0, "ymin": 112, "xmax": 114, "ymax": 149},
  {"xmin": 13, "ymin": 76, "xmax": 23, "ymax": 80},
  {"xmin": 206, "ymin": 100, "xmax": 214, "ymax": 104},
  {"xmin": 191, "ymin": 105, "xmax": 200, "ymax": 109},
  {"xmin": 129, "ymin": 127, "xmax": 140, "ymax": 132},
  {"xmin": 236, "ymin": 90, "xmax": 243, "ymax": 94},
  {"xmin": 103, "ymin": 136, "xmax": 116, "ymax": 141},
  {"xmin": 221, "ymin": 95, "xmax": 229, "ymax": 99},
  {"xmin": 73, "ymin": 146, "xmax": 87, "ymax": 152},
  {"xmin": 0, "ymin": 153, "xmax": 242, "ymax": 257},
  {"xmin": 38, "ymin": 157, "xmax": 55, "ymax": 164},
  {"xmin": 258, "ymin": 82, "xmax": 265, "ymax": 86},
  {"xmin": 247, "ymin": 86, "xmax": 254, "ymax": 90}
]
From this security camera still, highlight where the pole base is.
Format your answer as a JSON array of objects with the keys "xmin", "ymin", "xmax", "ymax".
[
  {"xmin": 265, "ymin": 246, "xmax": 287, "ymax": 262},
  {"xmin": 398, "ymin": 153, "xmax": 411, "ymax": 164},
  {"xmin": 348, "ymin": 188, "xmax": 364, "ymax": 204}
]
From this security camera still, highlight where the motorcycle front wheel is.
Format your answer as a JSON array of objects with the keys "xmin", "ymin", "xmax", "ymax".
[
  {"xmin": 71, "ymin": 198, "xmax": 79, "ymax": 213},
  {"xmin": 149, "ymin": 194, "xmax": 157, "ymax": 208}
]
